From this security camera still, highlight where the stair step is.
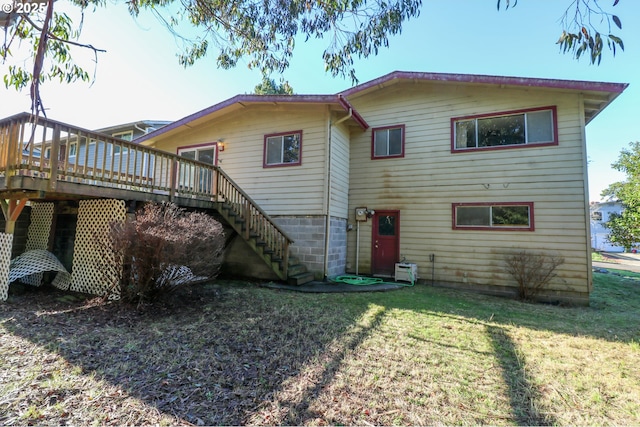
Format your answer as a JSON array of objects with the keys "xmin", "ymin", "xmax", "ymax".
[
  {"xmin": 287, "ymin": 272, "xmax": 315, "ymax": 286},
  {"xmin": 287, "ymin": 263, "xmax": 308, "ymax": 276}
]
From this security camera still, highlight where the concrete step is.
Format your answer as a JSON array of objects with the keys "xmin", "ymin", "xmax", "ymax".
[
  {"xmin": 287, "ymin": 263, "xmax": 308, "ymax": 276},
  {"xmin": 287, "ymin": 271, "xmax": 315, "ymax": 286}
]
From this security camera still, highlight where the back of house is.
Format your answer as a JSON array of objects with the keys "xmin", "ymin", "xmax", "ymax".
[{"xmin": 136, "ymin": 71, "xmax": 626, "ymax": 305}]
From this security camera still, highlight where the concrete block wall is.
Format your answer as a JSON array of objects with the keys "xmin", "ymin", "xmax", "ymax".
[
  {"xmin": 327, "ymin": 217, "xmax": 347, "ymax": 278},
  {"xmin": 274, "ymin": 216, "xmax": 326, "ymax": 277},
  {"xmin": 274, "ymin": 215, "xmax": 348, "ymax": 279}
]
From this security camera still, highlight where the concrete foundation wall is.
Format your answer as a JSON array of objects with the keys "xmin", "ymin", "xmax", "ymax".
[
  {"xmin": 274, "ymin": 216, "xmax": 327, "ymax": 277},
  {"xmin": 327, "ymin": 217, "xmax": 347, "ymax": 277}
]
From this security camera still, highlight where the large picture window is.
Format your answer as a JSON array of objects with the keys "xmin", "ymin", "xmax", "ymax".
[
  {"xmin": 452, "ymin": 107, "xmax": 557, "ymax": 152},
  {"xmin": 264, "ymin": 131, "xmax": 302, "ymax": 167},
  {"xmin": 372, "ymin": 125, "xmax": 405, "ymax": 159},
  {"xmin": 453, "ymin": 202, "xmax": 534, "ymax": 231}
]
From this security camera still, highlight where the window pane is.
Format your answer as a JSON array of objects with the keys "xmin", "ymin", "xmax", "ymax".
[
  {"xmin": 374, "ymin": 130, "xmax": 388, "ymax": 156},
  {"xmin": 378, "ymin": 215, "xmax": 396, "ymax": 236},
  {"xmin": 114, "ymin": 132, "xmax": 133, "ymax": 141},
  {"xmin": 180, "ymin": 150, "xmax": 196, "ymax": 160},
  {"xmin": 477, "ymin": 114, "xmax": 525, "ymax": 147},
  {"xmin": 388, "ymin": 128, "xmax": 403, "ymax": 155},
  {"xmin": 266, "ymin": 137, "xmax": 282, "ymax": 164},
  {"xmin": 526, "ymin": 110, "xmax": 553, "ymax": 143},
  {"xmin": 198, "ymin": 148, "xmax": 215, "ymax": 165},
  {"xmin": 455, "ymin": 120, "xmax": 476, "ymax": 149},
  {"xmin": 492, "ymin": 205, "xmax": 530, "ymax": 226},
  {"xmin": 456, "ymin": 206, "xmax": 490, "ymax": 226},
  {"xmin": 282, "ymin": 134, "xmax": 300, "ymax": 163}
]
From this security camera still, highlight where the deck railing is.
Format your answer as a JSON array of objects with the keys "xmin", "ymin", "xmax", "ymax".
[{"xmin": 0, "ymin": 113, "xmax": 293, "ymax": 276}]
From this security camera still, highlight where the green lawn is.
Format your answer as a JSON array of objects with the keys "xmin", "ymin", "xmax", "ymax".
[{"xmin": 1, "ymin": 272, "xmax": 639, "ymax": 425}]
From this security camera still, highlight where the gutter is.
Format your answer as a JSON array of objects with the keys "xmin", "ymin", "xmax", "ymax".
[{"xmin": 324, "ymin": 106, "xmax": 355, "ymax": 279}]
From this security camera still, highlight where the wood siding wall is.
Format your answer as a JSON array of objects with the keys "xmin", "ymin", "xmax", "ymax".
[
  {"xmin": 150, "ymin": 104, "xmax": 331, "ymax": 216},
  {"xmin": 346, "ymin": 82, "xmax": 591, "ymax": 300},
  {"xmin": 329, "ymin": 121, "xmax": 351, "ymax": 219}
]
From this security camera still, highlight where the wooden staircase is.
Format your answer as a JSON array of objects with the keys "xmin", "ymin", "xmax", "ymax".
[{"xmin": 214, "ymin": 169, "xmax": 315, "ymax": 285}]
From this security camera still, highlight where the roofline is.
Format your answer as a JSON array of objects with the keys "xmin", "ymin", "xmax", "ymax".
[
  {"xmin": 339, "ymin": 70, "xmax": 629, "ymax": 97},
  {"xmin": 96, "ymin": 120, "xmax": 171, "ymax": 133},
  {"xmin": 136, "ymin": 71, "xmax": 627, "ymax": 143},
  {"xmin": 136, "ymin": 94, "xmax": 367, "ymax": 143},
  {"xmin": 337, "ymin": 95, "xmax": 369, "ymax": 129}
]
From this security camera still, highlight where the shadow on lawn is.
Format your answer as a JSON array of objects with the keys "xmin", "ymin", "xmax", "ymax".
[
  {"xmin": 2, "ymin": 272, "xmax": 639, "ymax": 425},
  {"xmin": 0, "ymin": 281, "xmax": 372, "ymax": 425},
  {"xmin": 486, "ymin": 325, "xmax": 556, "ymax": 426}
]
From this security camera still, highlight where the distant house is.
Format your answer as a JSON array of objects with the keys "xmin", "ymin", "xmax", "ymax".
[
  {"xmin": 95, "ymin": 120, "xmax": 171, "ymax": 142},
  {"xmin": 590, "ymin": 201, "xmax": 624, "ymax": 252},
  {"xmin": 38, "ymin": 120, "xmax": 170, "ymax": 169}
]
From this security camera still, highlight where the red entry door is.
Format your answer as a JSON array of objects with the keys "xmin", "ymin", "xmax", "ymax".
[{"xmin": 372, "ymin": 210, "xmax": 400, "ymax": 276}]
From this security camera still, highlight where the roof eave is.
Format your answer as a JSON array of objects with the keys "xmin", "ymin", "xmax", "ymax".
[{"xmin": 137, "ymin": 94, "xmax": 367, "ymax": 144}]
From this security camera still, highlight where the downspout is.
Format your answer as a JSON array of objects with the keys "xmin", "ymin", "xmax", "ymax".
[
  {"xmin": 579, "ymin": 93, "xmax": 593, "ymax": 293},
  {"xmin": 324, "ymin": 107, "xmax": 353, "ymax": 279},
  {"xmin": 133, "ymin": 123, "xmax": 147, "ymax": 134}
]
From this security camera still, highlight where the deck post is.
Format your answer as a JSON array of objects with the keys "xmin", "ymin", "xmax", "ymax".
[
  {"xmin": 243, "ymin": 201, "xmax": 250, "ymax": 240},
  {"xmin": 212, "ymin": 168, "xmax": 218, "ymax": 201},
  {"xmin": 282, "ymin": 240, "xmax": 289, "ymax": 278},
  {"xmin": 48, "ymin": 125, "xmax": 60, "ymax": 191},
  {"xmin": 1, "ymin": 198, "xmax": 28, "ymax": 234},
  {"xmin": 4, "ymin": 120, "xmax": 20, "ymax": 187},
  {"xmin": 169, "ymin": 158, "xmax": 177, "ymax": 201}
]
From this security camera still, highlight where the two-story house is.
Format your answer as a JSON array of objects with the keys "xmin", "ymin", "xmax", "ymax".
[{"xmin": 134, "ymin": 71, "xmax": 628, "ymax": 305}]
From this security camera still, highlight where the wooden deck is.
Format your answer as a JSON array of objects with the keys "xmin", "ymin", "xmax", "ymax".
[{"xmin": 0, "ymin": 113, "xmax": 295, "ymax": 279}]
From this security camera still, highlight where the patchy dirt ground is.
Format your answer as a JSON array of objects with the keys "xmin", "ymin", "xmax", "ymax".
[{"xmin": 0, "ymin": 281, "xmax": 358, "ymax": 426}]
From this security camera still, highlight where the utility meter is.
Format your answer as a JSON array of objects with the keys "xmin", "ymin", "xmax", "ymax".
[{"xmin": 355, "ymin": 207, "xmax": 368, "ymax": 222}]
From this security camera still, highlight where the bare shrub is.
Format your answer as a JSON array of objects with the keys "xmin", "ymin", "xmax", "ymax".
[
  {"xmin": 504, "ymin": 250, "xmax": 565, "ymax": 301},
  {"xmin": 108, "ymin": 202, "xmax": 225, "ymax": 304}
]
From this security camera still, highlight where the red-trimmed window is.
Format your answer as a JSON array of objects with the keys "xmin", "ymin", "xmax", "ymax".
[
  {"xmin": 264, "ymin": 130, "xmax": 302, "ymax": 167},
  {"xmin": 372, "ymin": 125, "xmax": 405, "ymax": 159},
  {"xmin": 452, "ymin": 106, "xmax": 557, "ymax": 152},
  {"xmin": 453, "ymin": 202, "xmax": 535, "ymax": 231}
]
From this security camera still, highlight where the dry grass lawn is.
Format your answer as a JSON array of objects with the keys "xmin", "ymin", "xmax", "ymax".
[{"xmin": 1, "ymin": 270, "xmax": 639, "ymax": 425}]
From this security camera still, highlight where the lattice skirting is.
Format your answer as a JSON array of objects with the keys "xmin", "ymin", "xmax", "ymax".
[
  {"xmin": 9, "ymin": 249, "xmax": 71, "ymax": 291},
  {"xmin": 26, "ymin": 202, "xmax": 54, "ymax": 251},
  {"xmin": 0, "ymin": 233, "xmax": 14, "ymax": 301},
  {"xmin": 22, "ymin": 202, "xmax": 55, "ymax": 286},
  {"xmin": 71, "ymin": 199, "xmax": 126, "ymax": 296}
]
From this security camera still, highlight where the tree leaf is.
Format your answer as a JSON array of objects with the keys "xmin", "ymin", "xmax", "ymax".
[{"xmin": 612, "ymin": 15, "xmax": 622, "ymax": 29}]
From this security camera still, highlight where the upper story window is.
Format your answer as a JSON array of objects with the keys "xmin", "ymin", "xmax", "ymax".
[
  {"xmin": 452, "ymin": 106, "xmax": 557, "ymax": 152},
  {"xmin": 68, "ymin": 143, "xmax": 77, "ymax": 157},
  {"xmin": 372, "ymin": 125, "xmax": 405, "ymax": 159},
  {"xmin": 113, "ymin": 131, "xmax": 134, "ymax": 141},
  {"xmin": 453, "ymin": 202, "xmax": 534, "ymax": 231},
  {"xmin": 264, "ymin": 131, "xmax": 302, "ymax": 167}
]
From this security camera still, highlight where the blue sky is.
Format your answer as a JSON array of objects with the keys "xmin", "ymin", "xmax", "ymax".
[{"xmin": 1, "ymin": 0, "xmax": 638, "ymax": 202}]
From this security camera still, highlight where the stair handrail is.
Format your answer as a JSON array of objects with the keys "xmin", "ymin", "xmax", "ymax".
[
  {"xmin": 215, "ymin": 167, "xmax": 293, "ymax": 278},
  {"xmin": 215, "ymin": 167, "xmax": 294, "ymax": 244}
]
